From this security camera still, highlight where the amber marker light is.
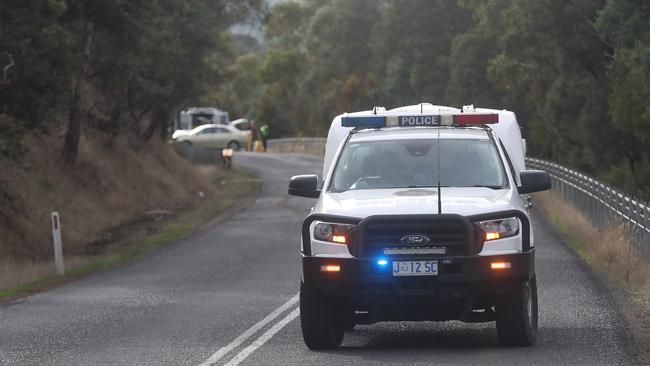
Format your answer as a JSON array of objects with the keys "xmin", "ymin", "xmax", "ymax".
[
  {"xmin": 320, "ymin": 264, "xmax": 341, "ymax": 272},
  {"xmin": 485, "ymin": 232, "xmax": 501, "ymax": 241},
  {"xmin": 331, "ymin": 235, "xmax": 347, "ymax": 244},
  {"xmin": 491, "ymin": 262, "xmax": 511, "ymax": 270}
]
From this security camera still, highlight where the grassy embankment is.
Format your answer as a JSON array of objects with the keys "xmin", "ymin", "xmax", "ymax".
[
  {"xmin": 534, "ymin": 191, "xmax": 650, "ymax": 363},
  {"xmin": 0, "ymin": 128, "xmax": 259, "ymax": 301},
  {"xmin": 0, "ymin": 168, "xmax": 257, "ymax": 300}
]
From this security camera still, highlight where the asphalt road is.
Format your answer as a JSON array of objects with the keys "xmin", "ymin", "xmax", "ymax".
[{"xmin": 0, "ymin": 152, "xmax": 634, "ymax": 365}]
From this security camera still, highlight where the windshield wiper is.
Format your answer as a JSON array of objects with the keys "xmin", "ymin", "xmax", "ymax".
[{"xmin": 470, "ymin": 185, "xmax": 505, "ymax": 189}]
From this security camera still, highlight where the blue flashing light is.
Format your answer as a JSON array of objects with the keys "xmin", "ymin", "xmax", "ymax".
[
  {"xmin": 341, "ymin": 116, "xmax": 386, "ymax": 128},
  {"xmin": 376, "ymin": 259, "xmax": 389, "ymax": 266}
]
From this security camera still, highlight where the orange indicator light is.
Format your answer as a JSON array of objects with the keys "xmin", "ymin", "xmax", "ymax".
[
  {"xmin": 485, "ymin": 232, "xmax": 501, "ymax": 241},
  {"xmin": 321, "ymin": 264, "xmax": 341, "ymax": 272},
  {"xmin": 331, "ymin": 235, "xmax": 347, "ymax": 244},
  {"xmin": 491, "ymin": 262, "xmax": 511, "ymax": 270}
]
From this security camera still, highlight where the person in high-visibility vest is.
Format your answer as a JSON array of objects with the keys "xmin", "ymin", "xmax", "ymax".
[{"xmin": 259, "ymin": 124, "xmax": 269, "ymax": 152}]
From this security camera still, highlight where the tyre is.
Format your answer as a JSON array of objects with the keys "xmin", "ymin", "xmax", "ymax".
[
  {"xmin": 299, "ymin": 283, "xmax": 344, "ymax": 349},
  {"xmin": 341, "ymin": 319, "xmax": 355, "ymax": 332},
  {"xmin": 496, "ymin": 277, "xmax": 538, "ymax": 346},
  {"xmin": 179, "ymin": 140, "xmax": 193, "ymax": 157},
  {"xmin": 227, "ymin": 140, "xmax": 241, "ymax": 151}
]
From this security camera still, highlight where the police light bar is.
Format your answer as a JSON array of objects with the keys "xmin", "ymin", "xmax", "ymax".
[{"xmin": 341, "ymin": 113, "xmax": 499, "ymax": 128}]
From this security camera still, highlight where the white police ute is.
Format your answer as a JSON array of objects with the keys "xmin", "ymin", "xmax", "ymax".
[{"xmin": 288, "ymin": 103, "xmax": 551, "ymax": 349}]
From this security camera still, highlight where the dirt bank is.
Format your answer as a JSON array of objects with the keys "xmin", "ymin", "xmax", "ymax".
[{"xmin": 0, "ymin": 127, "xmax": 216, "ymax": 287}]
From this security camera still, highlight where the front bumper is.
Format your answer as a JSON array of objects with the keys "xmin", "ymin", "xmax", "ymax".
[{"xmin": 302, "ymin": 250, "xmax": 535, "ymax": 322}]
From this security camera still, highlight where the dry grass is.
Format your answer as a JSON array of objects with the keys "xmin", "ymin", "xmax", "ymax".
[
  {"xmin": 533, "ymin": 191, "xmax": 649, "ymax": 287},
  {"xmin": 534, "ymin": 191, "xmax": 650, "ymax": 363},
  {"xmin": 0, "ymin": 167, "xmax": 257, "ymax": 298},
  {"xmin": 0, "ymin": 128, "xmax": 215, "ymax": 263},
  {"xmin": 0, "ymin": 256, "xmax": 90, "ymax": 290}
]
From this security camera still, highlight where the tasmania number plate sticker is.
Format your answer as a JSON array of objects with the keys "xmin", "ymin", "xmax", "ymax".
[{"xmin": 392, "ymin": 260, "xmax": 438, "ymax": 276}]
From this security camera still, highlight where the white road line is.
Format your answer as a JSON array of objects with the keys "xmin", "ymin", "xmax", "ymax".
[
  {"xmin": 198, "ymin": 293, "xmax": 299, "ymax": 366},
  {"xmin": 224, "ymin": 307, "xmax": 300, "ymax": 366}
]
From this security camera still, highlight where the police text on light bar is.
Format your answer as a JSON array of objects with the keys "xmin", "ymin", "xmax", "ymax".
[{"xmin": 340, "ymin": 113, "xmax": 499, "ymax": 129}]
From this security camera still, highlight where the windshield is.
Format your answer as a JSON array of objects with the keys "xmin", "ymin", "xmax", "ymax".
[{"xmin": 329, "ymin": 138, "xmax": 508, "ymax": 192}]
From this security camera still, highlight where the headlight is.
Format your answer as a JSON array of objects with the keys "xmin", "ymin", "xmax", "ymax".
[
  {"xmin": 477, "ymin": 218, "xmax": 519, "ymax": 241},
  {"xmin": 312, "ymin": 221, "xmax": 356, "ymax": 245}
]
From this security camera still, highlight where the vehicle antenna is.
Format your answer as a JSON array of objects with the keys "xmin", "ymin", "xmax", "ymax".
[{"xmin": 437, "ymin": 127, "xmax": 442, "ymax": 214}]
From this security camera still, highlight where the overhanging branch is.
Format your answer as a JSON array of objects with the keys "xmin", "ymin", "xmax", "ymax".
[{"xmin": 0, "ymin": 53, "xmax": 15, "ymax": 89}]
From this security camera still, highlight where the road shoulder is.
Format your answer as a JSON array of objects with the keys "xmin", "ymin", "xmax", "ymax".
[{"xmin": 534, "ymin": 192, "xmax": 649, "ymax": 364}]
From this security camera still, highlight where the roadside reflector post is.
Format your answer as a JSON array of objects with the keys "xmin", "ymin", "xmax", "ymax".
[
  {"xmin": 220, "ymin": 148, "xmax": 233, "ymax": 169},
  {"xmin": 51, "ymin": 211, "xmax": 65, "ymax": 276}
]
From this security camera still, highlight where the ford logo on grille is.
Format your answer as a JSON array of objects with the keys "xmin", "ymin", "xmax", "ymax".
[{"xmin": 400, "ymin": 234, "xmax": 430, "ymax": 246}]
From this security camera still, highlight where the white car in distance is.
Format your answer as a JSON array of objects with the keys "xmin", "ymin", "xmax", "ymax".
[{"xmin": 171, "ymin": 124, "xmax": 248, "ymax": 150}]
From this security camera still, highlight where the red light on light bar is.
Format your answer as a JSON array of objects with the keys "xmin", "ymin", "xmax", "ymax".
[{"xmin": 454, "ymin": 113, "xmax": 499, "ymax": 125}]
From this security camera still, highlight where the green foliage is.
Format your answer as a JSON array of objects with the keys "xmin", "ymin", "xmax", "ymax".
[
  {"xmin": 265, "ymin": 1, "xmax": 313, "ymax": 51},
  {"xmin": 0, "ymin": 0, "xmax": 263, "ymax": 159},
  {"xmin": 596, "ymin": 0, "xmax": 650, "ymax": 198},
  {"xmin": 371, "ymin": 0, "xmax": 471, "ymax": 104},
  {"xmin": 1, "ymin": 0, "xmax": 649, "ymax": 199},
  {"xmin": 0, "ymin": 0, "xmax": 75, "ymax": 126},
  {"xmin": 210, "ymin": 0, "xmax": 647, "ymax": 200},
  {"xmin": 260, "ymin": 50, "xmax": 305, "ymax": 84}
]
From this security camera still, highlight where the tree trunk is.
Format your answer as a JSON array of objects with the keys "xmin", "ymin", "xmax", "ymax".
[
  {"xmin": 141, "ymin": 105, "xmax": 169, "ymax": 142},
  {"xmin": 62, "ymin": 22, "xmax": 94, "ymax": 164}
]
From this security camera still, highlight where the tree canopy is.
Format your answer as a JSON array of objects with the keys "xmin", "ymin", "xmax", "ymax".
[
  {"xmin": 0, "ymin": 0, "xmax": 648, "ymax": 199},
  {"xmin": 0, "ymin": 0, "xmax": 262, "ymax": 161},
  {"xmin": 218, "ymin": 0, "xmax": 649, "ymax": 200}
]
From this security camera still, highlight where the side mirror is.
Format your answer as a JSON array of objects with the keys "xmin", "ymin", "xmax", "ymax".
[
  {"xmin": 517, "ymin": 170, "xmax": 551, "ymax": 194},
  {"xmin": 288, "ymin": 174, "xmax": 320, "ymax": 198}
]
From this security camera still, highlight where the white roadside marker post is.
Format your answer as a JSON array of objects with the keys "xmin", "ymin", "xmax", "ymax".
[{"xmin": 51, "ymin": 211, "xmax": 65, "ymax": 276}]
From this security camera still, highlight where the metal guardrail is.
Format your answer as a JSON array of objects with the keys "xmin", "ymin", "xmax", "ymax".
[
  {"xmin": 267, "ymin": 137, "xmax": 326, "ymax": 145},
  {"xmin": 267, "ymin": 137, "xmax": 326, "ymax": 154},
  {"xmin": 526, "ymin": 157, "xmax": 649, "ymax": 255},
  {"xmin": 266, "ymin": 138, "xmax": 650, "ymax": 254}
]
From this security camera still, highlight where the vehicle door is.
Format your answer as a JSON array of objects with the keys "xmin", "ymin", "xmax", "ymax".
[
  {"xmin": 195, "ymin": 127, "xmax": 218, "ymax": 148},
  {"xmin": 212, "ymin": 127, "xmax": 231, "ymax": 148}
]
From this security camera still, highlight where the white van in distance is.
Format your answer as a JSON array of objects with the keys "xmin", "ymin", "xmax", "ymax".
[{"xmin": 288, "ymin": 104, "xmax": 551, "ymax": 349}]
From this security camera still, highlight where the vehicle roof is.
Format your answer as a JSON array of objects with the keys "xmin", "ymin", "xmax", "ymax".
[
  {"xmin": 185, "ymin": 107, "xmax": 226, "ymax": 114},
  {"xmin": 323, "ymin": 103, "xmax": 526, "ymax": 181},
  {"xmin": 349, "ymin": 127, "xmax": 489, "ymax": 143}
]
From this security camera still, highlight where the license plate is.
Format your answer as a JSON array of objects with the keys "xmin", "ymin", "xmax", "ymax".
[{"xmin": 392, "ymin": 260, "xmax": 438, "ymax": 276}]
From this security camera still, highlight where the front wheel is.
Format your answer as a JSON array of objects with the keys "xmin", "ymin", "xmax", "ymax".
[
  {"xmin": 299, "ymin": 283, "xmax": 344, "ymax": 350},
  {"xmin": 227, "ymin": 140, "xmax": 241, "ymax": 151},
  {"xmin": 496, "ymin": 277, "xmax": 538, "ymax": 346}
]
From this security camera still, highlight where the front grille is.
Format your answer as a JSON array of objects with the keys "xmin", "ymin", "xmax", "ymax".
[{"xmin": 357, "ymin": 214, "xmax": 475, "ymax": 257}]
